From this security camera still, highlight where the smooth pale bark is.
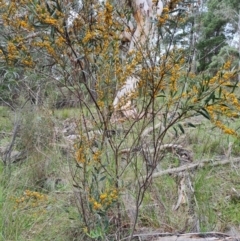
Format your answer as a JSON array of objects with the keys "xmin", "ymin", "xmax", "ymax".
[
  {"xmin": 113, "ymin": 0, "xmax": 164, "ymax": 118},
  {"xmin": 113, "ymin": 76, "xmax": 139, "ymax": 117},
  {"xmin": 129, "ymin": 0, "xmax": 163, "ymax": 51},
  {"xmin": 113, "ymin": 0, "xmax": 163, "ymax": 117}
]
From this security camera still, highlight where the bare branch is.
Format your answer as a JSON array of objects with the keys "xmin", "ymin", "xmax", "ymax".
[{"xmin": 151, "ymin": 157, "xmax": 240, "ymax": 179}]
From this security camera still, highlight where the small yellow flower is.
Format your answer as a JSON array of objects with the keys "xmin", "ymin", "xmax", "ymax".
[
  {"xmin": 223, "ymin": 128, "xmax": 236, "ymax": 136},
  {"xmin": 83, "ymin": 227, "xmax": 88, "ymax": 234},
  {"xmin": 93, "ymin": 201, "xmax": 102, "ymax": 210},
  {"xmin": 100, "ymin": 193, "xmax": 107, "ymax": 201},
  {"xmin": 223, "ymin": 61, "xmax": 231, "ymax": 69},
  {"xmin": 75, "ymin": 147, "xmax": 85, "ymax": 163}
]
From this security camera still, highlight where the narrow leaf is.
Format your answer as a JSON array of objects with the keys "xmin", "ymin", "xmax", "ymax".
[
  {"xmin": 197, "ymin": 108, "xmax": 210, "ymax": 120},
  {"xmin": 187, "ymin": 122, "xmax": 196, "ymax": 128},
  {"xmin": 178, "ymin": 123, "xmax": 185, "ymax": 134}
]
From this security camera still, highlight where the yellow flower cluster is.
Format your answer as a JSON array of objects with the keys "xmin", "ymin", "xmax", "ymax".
[
  {"xmin": 82, "ymin": 1, "xmax": 120, "ymax": 47},
  {"xmin": 209, "ymin": 60, "xmax": 236, "ymax": 85},
  {"xmin": 89, "ymin": 189, "xmax": 118, "ymax": 211},
  {"xmin": 0, "ymin": 1, "xmax": 7, "ymax": 8},
  {"xmin": 205, "ymin": 102, "xmax": 239, "ymax": 136},
  {"xmin": 95, "ymin": 78, "xmax": 105, "ymax": 108},
  {"xmin": 157, "ymin": 0, "xmax": 182, "ymax": 25},
  {"xmin": 93, "ymin": 150, "xmax": 102, "ymax": 162},
  {"xmin": 104, "ymin": 1, "xmax": 113, "ymax": 26},
  {"xmin": 42, "ymin": 17, "xmax": 58, "ymax": 26},
  {"xmin": 24, "ymin": 190, "xmax": 47, "ymax": 200},
  {"xmin": 33, "ymin": 40, "xmax": 58, "ymax": 59},
  {"xmin": 170, "ymin": 63, "xmax": 180, "ymax": 91},
  {"xmin": 6, "ymin": 37, "xmax": 37, "ymax": 67},
  {"xmin": 35, "ymin": 5, "xmax": 53, "ymax": 22},
  {"xmin": 118, "ymin": 51, "xmax": 143, "ymax": 85},
  {"xmin": 215, "ymin": 120, "xmax": 237, "ymax": 136},
  {"xmin": 21, "ymin": 56, "xmax": 35, "ymax": 68},
  {"xmin": 75, "ymin": 146, "xmax": 86, "ymax": 163},
  {"xmin": 223, "ymin": 60, "xmax": 231, "ymax": 69},
  {"xmin": 55, "ymin": 36, "xmax": 66, "ymax": 47},
  {"xmin": 19, "ymin": 20, "xmax": 28, "ymax": 29},
  {"xmin": 207, "ymin": 103, "xmax": 237, "ymax": 120},
  {"xmin": 82, "ymin": 30, "xmax": 97, "ymax": 44},
  {"xmin": 7, "ymin": 42, "xmax": 18, "ymax": 59},
  {"xmin": 224, "ymin": 92, "xmax": 240, "ymax": 110},
  {"xmin": 12, "ymin": 190, "xmax": 48, "ymax": 209},
  {"xmin": 158, "ymin": 7, "xmax": 169, "ymax": 25}
]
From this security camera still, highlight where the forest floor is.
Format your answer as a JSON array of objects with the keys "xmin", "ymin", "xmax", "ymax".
[{"xmin": 1, "ymin": 105, "xmax": 240, "ymax": 241}]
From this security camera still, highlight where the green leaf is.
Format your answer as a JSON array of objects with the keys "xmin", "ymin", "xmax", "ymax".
[
  {"xmin": 45, "ymin": 2, "xmax": 54, "ymax": 15},
  {"xmin": 157, "ymin": 94, "xmax": 166, "ymax": 98},
  {"xmin": 204, "ymin": 91, "xmax": 215, "ymax": 104},
  {"xmin": 186, "ymin": 122, "xmax": 196, "ymax": 128},
  {"xmin": 50, "ymin": 26, "xmax": 55, "ymax": 40},
  {"xmin": 164, "ymin": 26, "xmax": 172, "ymax": 35},
  {"xmin": 197, "ymin": 108, "xmax": 210, "ymax": 120},
  {"xmin": 228, "ymin": 81, "xmax": 238, "ymax": 93},
  {"xmin": 173, "ymin": 126, "xmax": 178, "ymax": 137},
  {"xmin": 218, "ymin": 87, "xmax": 222, "ymax": 98},
  {"xmin": 178, "ymin": 123, "xmax": 185, "ymax": 134},
  {"xmin": 99, "ymin": 176, "xmax": 106, "ymax": 182}
]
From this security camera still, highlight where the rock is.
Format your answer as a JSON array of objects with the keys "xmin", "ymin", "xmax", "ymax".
[
  {"xmin": 0, "ymin": 146, "xmax": 26, "ymax": 163},
  {"xmin": 9, "ymin": 150, "xmax": 26, "ymax": 163},
  {"xmin": 65, "ymin": 134, "xmax": 80, "ymax": 141}
]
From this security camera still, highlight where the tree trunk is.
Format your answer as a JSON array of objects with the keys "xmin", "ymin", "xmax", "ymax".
[{"xmin": 113, "ymin": 0, "xmax": 163, "ymax": 118}]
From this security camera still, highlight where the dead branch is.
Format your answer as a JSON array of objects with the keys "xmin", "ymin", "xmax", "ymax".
[
  {"xmin": 121, "ymin": 231, "xmax": 238, "ymax": 241},
  {"xmin": 151, "ymin": 157, "xmax": 240, "ymax": 179},
  {"xmin": 141, "ymin": 122, "xmax": 164, "ymax": 139},
  {"xmin": 119, "ymin": 144, "xmax": 193, "ymax": 162},
  {"xmin": 3, "ymin": 119, "xmax": 21, "ymax": 165}
]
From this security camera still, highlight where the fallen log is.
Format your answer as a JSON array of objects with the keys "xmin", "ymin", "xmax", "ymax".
[
  {"xmin": 150, "ymin": 157, "xmax": 240, "ymax": 179},
  {"xmin": 121, "ymin": 231, "xmax": 239, "ymax": 241}
]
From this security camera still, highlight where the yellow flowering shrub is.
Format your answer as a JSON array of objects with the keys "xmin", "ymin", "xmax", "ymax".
[
  {"xmin": 1, "ymin": 0, "xmax": 240, "ymax": 239},
  {"xmin": 89, "ymin": 188, "xmax": 119, "ymax": 211},
  {"xmin": 11, "ymin": 190, "xmax": 48, "ymax": 210}
]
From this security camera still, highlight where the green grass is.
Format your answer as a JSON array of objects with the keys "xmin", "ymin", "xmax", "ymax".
[
  {"xmin": 0, "ymin": 106, "xmax": 11, "ymax": 129},
  {"xmin": 0, "ymin": 162, "xmax": 4, "ymax": 240},
  {"xmin": 1, "ymin": 104, "xmax": 240, "ymax": 240},
  {"xmin": 53, "ymin": 106, "xmax": 97, "ymax": 120},
  {"xmin": 0, "ymin": 106, "xmax": 12, "ymax": 149},
  {"xmin": 0, "ymin": 150, "xmax": 77, "ymax": 241}
]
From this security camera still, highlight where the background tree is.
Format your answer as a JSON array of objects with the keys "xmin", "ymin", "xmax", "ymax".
[
  {"xmin": 196, "ymin": 0, "xmax": 228, "ymax": 72},
  {"xmin": 216, "ymin": 0, "xmax": 240, "ymax": 81}
]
